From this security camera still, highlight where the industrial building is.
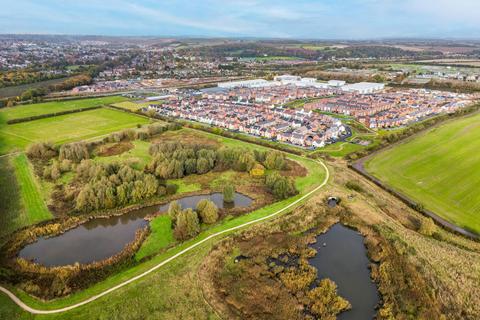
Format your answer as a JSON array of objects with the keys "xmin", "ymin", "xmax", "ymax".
[{"xmin": 341, "ymin": 82, "xmax": 385, "ymax": 94}]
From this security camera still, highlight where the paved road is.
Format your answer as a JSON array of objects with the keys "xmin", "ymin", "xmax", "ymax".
[{"xmin": 0, "ymin": 160, "xmax": 330, "ymax": 315}]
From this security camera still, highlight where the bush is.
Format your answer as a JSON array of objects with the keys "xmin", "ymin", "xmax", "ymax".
[
  {"xmin": 26, "ymin": 142, "xmax": 57, "ymax": 160},
  {"xmin": 345, "ymin": 181, "xmax": 363, "ymax": 193},
  {"xmin": 174, "ymin": 208, "xmax": 200, "ymax": 240},
  {"xmin": 165, "ymin": 183, "xmax": 178, "ymax": 195},
  {"xmin": 196, "ymin": 199, "xmax": 219, "ymax": 224},
  {"xmin": 418, "ymin": 217, "xmax": 436, "ymax": 237},
  {"xmin": 307, "ymin": 279, "xmax": 351, "ymax": 318},
  {"xmin": 265, "ymin": 172, "xmax": 298, "ymax": 199},
  {"xmin": 59, "ymin": 142, "xmax": 90, "ymax": 163},
  {"xmin": 249, "ymin": 163, "xmax": 265, "ymax": 177}
]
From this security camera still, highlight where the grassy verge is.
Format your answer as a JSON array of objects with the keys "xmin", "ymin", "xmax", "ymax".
[
  {"xmin": 12, "ymin": 154, "xmax": 52, "ymax": 224},
  {"xmin": 135, "ymin": 216, "xmax": 174, "ymax": 261}
]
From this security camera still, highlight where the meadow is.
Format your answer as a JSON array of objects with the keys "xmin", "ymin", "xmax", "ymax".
[
  {"xmin": 0, "ymin": 108, "xmax": 150, "ymax": 154},
  {"xmin": 365, "ymin": 112, "xmax": 480, "ymax": 234}
]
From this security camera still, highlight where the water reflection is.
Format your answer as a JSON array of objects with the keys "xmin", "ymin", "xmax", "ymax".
[{"xmin": 19, "ymin": 192, "xmax": 253, "ymax": 267}]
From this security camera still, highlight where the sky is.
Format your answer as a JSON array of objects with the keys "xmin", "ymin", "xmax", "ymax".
[{"xmin": 1, "ymin": 0, "xmax": 479, "ymax": 39}]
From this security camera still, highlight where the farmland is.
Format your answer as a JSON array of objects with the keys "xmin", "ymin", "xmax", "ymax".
[
  {"xmin": 0, "ymin": 107, "xmax": 151, "ymax": 154},
  {"xmin": 0, "ymin": 96, "xmax": 127, "ymax": 122},
  {"xmin": 365, "ymin": 112, "xmax": 480, "ymax": 234}
]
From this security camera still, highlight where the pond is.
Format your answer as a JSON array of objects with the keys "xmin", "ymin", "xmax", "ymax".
[
  {"xmin": 308, "ymin": 224, "xmax": 380, "ymax": 320},
  {"xmin": 19, "ymin": 192, "xmax": 253, "ymax": 267}
]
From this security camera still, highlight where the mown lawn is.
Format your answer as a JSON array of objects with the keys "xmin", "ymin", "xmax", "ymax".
[
  {"xmin": 0, "ymin": 108, "xmax": 151, "ymax": 154},
  {"xmin": 0, "ymin": 154, "xmax": 52, "ymax": 239},
  {"xmin": 0, "ymin": 96, "xmax": 127, "ymax": 121},
  {"xmin": 366, "ymin": 112, "xmax": 480, "ymax": 234}
]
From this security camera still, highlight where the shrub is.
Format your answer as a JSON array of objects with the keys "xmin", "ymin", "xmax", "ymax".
[
  {"xmin": 174, "ymin": 208, "xmax": 200, "ymax": 240},
  {"xmin": 249, "ymin": 163, "xmax": 265, "ymax": 177},
  {"xmin": 165, "ymin": 183, "xmax": 178, "ymax": 195},
  {"xmin": 196, "ymin": 199, "xmax": 219, "ymax": 224},
  {"xmin": 59, "ymin": 142, "xmax": 90, "ymax": 163},
  {"xmin": 26, "ymin": 142, "xmax": 57, "ymax": 160},
  {"xmin": 345, "ymin": 181, "xmax": 363, "ymax": 193},
  {"xmin": 265, "ymin": 173, "xmax": 298, "ymax": 199},
  {"xmin": 418, "ymin": 217, "xmax": 436, "ymax": 237},
  {"xmin": 307, "ymin": 279, "xmax": 351, "ymax": 318}
]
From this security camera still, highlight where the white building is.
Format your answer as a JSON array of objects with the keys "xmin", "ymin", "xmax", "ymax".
[
  {"xmin": 274, "ymin": 74, "xmax": 301, "ymax": 82},
  {"xmin": 341, "ymin": 82, "xmax": 385, "ymax": 94},
  {"xmin": 218, "ymin": 79, "xmax": 273, "ymax": 89},
  {"xmin": 328, "ymin": 80, "xmax": 346, "ymax": 87}
]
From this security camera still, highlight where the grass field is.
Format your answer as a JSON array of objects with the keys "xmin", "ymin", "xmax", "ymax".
[
  {"xmin": 0, "ymin": 129, "xmax": 327, "ymax": 318},
  {"xmin": 0, "ymin": 96, "xmax": 127, "ymax": 121},
  {"xmin": 0, "ymin": 154, "xmax": 52, "ymax": 239},
  {"xmin": 111, "ymin": 101, "xmax": 155, "ymax": 112},
  {"xmin": 0, "ymin": 108, "xmax": 150, "ymax": 154},
  {"xmin": 366, "ymin": 112, "xmax": 480, "ymax": 234},
  {"xmin": 94, "ymin": 140, "xmax": 152, "ymax": 170}
]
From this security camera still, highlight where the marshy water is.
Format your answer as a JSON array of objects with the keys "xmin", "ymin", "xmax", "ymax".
[
  {"xmin": 308, "ymin": 224, "xmax": 380, "ymax": 320},
  {"xmin": 19, "ymin": 192, "xmax": 253, "ymax": 267}
]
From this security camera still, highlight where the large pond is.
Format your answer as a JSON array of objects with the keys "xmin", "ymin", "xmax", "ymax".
[
  {"xmin": 308, "ymin": 224, "xmax": 380, "ymax": 320},
  {"xmin": 19, "ymin": 192, "xmax": 253, "ymax": 267}
]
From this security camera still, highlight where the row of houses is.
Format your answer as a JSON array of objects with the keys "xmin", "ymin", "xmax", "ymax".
[
  {"xmin": 307, "ymin": 89, "xmax": 476, "ymax": 129},
  {"xmin": 148, "ymin": 97, "xmax": 346, "ymax": 148}
]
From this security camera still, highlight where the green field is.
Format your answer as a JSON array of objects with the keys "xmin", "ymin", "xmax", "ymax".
[
  {"xmin": 366, "ymin": 112, "xmax": 480, "ymax": 234},
  {"xmin": 0, "ymin": 129, "xmax": 327, "ymax": 318},
  {"xmin": 0, "ymin": 154, "xmax": 52, "ymax": 238},
  {"xmin": 0, "ymin": 108, "xmax": 150, "ymax": 154},
  {"xmin": 94, "ymin": 140, "xmax": 152, "ymax": 170},
  {"xmin": 112, "ymin": 101, "xmax": 155, "ymax": 112},
  {"xmin": 0, "ymin": 96, "xmax": 127, "ymax": 121}
]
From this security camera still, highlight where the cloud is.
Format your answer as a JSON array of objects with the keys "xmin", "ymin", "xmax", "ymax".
[{"xmin": 1, "ymin": 0, "xmax": 480, "ymax": 38}]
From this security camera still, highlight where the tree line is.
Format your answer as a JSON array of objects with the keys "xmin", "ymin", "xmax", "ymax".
[
  {"xmin": 74, "ymin": 161, "xmax": 172, "ymax": 212},
  {"xmin": 146, "ymin": 141, "xmax": 287, "ymax": 179}
]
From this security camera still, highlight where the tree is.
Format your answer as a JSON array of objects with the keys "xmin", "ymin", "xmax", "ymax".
[
  {"xmin": 265, "ymin": 173, "xmax": 297, "ymax": 199},
  {"xmin": 174, "ymin": 208, "xmax": 200, "ymax": 240},
  {"xmin": 168, "ymin": 200, "xmax": 182, "ymax": 222},
  {"xmin": 223, "ymin": 184, "xmax": 235, "ymax": 203},
  {"xmin": 264, "ymin": 151, "xmax": 286, "ymax": 170},
  {"xmin": 196, "ymin": 157, "xmax": 210, "ymax": 174},
  {"xmin": 196, "ymin": 199, "xmax": 219, "ymax": 224}
]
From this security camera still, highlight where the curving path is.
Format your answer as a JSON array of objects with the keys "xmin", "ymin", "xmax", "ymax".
[{"xmin": 0, "ymin": 160, "xmax": 330, "ymax": 315}]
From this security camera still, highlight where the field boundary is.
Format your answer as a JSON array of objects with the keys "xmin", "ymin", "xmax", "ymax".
[
  {"xmin": 349, "ymin": 158, "xmax": 480, "ymax": 240},
  {"xmin": 0, "ymin": 159, "xmax": 329, "ymax": 314},
  {"xmin": 6, "ymin": 106, "xmax": 102, "ymax": 124}
]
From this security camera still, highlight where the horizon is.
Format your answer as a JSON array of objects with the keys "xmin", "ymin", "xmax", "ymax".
[{"xmin": 1, "ymin": 0, "xmax": 480, "ymax": 39}]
